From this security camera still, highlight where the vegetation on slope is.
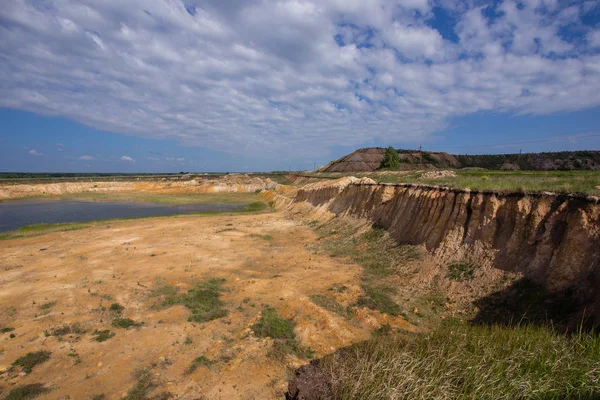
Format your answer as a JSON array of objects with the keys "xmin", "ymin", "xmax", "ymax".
[
  {"xmin": 292, "ymin": 219, "xmax": 600, "ymax": 399},
  {"xmin": 294, "ymin": 320, "xmax": 600, "ymax": 400},
  {"xmin": 302, "ymin": 169, "xmax": 600, "ymax": 195}
]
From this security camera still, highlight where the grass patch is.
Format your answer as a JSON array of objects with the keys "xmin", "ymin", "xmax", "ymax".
[
  {"xmin": 4, "ymin": 383, "xmax": 49, "ymax": 400},
  {"xmin": 157, "ymin": 278, "xmax": 228, "ymax": 323},
  {"xmin": 44, "ymin": 323, "xmax": 86, "ymax": 339},
  {"xmin": 185, "ymin": 355, "xmax": 214, "ymax": 374},
  {"xmin": 269, "ymin": 339, "xmax": 315, "ymax": 360},
  {"xmin": 12, "ymin": 351, "xmax": 51, "ymax": 374},
  {"xmin": 309, "ymin": 321, "xmax": 600, "ymax": 399},
  {"xmin": 148, "ymin": 279, "xmax": 178, "ymax": 298},
  {"xmin": 38, "ymin": 301, "xmax": 56, "ymax": 310},
  {"xmin": 123, "ymin": 366, "xmax": 172, "ymax": 400},
  {"xmin": 248, "ymin": 233, "xmax": 273, "ymax": 240},
  {"xmin": 92, "ymin": 330, "xmax": 115, "ymax": 342},
  {"xmin": 251, "ymin": 307, "xmax": 296, "ymax": 339},
  {"xmin": 0, "ymin": 222, "xmax": 88, "ymax": 240},
  {"xmin": 1, "ymin": 326, "xmax": 15, "ymax": 333},
  {"xmin": 251, "ymin": 307, "xmax": 314, "ymax": 360},
  {"xmin": 315, "ymin": 224, "xmax": 423, "ymax": 317},
  {"xmin": 112, "ymin": 318, "xmax": 143, "ymax": 329},
  {"xmin": 244, "ymin": 201, "xmax": 268, "ymax": 212},
  {"xmin": 447, "ymin": 261, "xmax": 478, "ymax": 282},
  {"xmin": 310, "ymin": 295, "xmax": 353, "ymax": 319},
  {"xmin": 354, "ymin": 284, "xmax": 400, "ymax": 316},
  {"xmin": 109, "ymin": 303, "xmax": 124, "ymax": 314},
  {"xmin": 355, "ymin": 169, "xmax": 600, "ymax": 195}
]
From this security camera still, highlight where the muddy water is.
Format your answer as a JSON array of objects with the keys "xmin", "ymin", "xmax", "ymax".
[{"xmin": 0, "ymin": 199, "xmax": 246, "ymax": 232}]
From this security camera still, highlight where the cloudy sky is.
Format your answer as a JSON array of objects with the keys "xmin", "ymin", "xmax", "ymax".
[{"xmin": 1, "ymin": 0, "xmax": 600, "ymax": 172}]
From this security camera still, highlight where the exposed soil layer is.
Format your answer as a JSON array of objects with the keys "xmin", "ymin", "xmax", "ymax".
[
  {"xmin": 0, "ymin": 174, "xmax": 279, "ymax": 200},
  {"xmin": 0, "ymin": 211, "xmax": 412, "ymax": 399},
  {"xmin": 292, "ymin": 178, "xmax": 600, "ymax": 324}
]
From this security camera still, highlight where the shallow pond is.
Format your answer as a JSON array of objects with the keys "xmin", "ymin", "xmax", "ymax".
[{"xmin": 0, "ymin": 199, "xmax": 246, "ymax": 232}]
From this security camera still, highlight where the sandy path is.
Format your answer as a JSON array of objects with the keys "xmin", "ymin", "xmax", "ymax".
[{"xmin": 0, "ymin": 212, "xmax": 411, "ymax": 399}]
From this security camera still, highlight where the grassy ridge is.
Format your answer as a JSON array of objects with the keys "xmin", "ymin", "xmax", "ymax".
[
  {"xmin": 378, "ymin": 169, "xmax": 600, "ymax": 195},
  {"xmin": 302, "ymin": 170, "xmax": 600, "ymax": 195},
  {"xmin": 311, "ymin": 320, "xmax": 600, "ymax": 399}
]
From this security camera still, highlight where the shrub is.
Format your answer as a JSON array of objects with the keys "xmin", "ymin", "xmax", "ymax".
[
  {"xmin": 12, "ymin": 351, "xmax": 51, "ymax": 374},
  {"xmin": 379, "ymin": 146, "xmax": 401, "ymax": 170}
]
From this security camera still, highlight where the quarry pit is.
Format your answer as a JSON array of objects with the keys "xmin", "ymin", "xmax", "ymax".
[{"xmin": 1, "ymin": 173, "xmax": 599, "ymax": 399}]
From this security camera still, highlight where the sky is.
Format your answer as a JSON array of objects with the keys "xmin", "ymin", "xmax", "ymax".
[{"xmin": 1, "ymin": 0, "xmax": 600, "ymax": 173}]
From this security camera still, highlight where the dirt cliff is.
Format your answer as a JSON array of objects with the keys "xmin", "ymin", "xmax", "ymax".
[
  {"xmin": 292, "ymin": 178, "xmax": 600, "ymax": 322},
  {"xmin": 0, "ymin": 174, "xmax": 279, "ymax": 200}
]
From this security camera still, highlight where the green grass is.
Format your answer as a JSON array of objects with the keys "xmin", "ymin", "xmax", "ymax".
[
  {"xmin": 92, "ymin": 329, "xmax": 115, "ymax": 342},
  {"xmin": 123, "ymin": 366, "xmax": 172, "ymax": 400},
  {"xmin": 112, "ymin": 318, "xmax": 143, "ymax": 329},
  {"xmin": 248, "ymin": 233, "xmax": 273, "ymax": 240},
  {"xmin": 310, "ymin": 321, "xmax": 600, "ymax": 399},
  {"xmin": 310, "ymin": 294, "xmax": 353, "ymax": 319},
  {"xmin": 157, "ymin": 278, "xmax": 228, "ymax": 323},
  {"xmin": 269, "ymin": 339, "xmax": 315, "ymax": 360},
  {"xmin": 316, "ymin": 224, "xmax": 423, "ymax": 318},
  {"xmin": 312, "ymin": 170, "xmax": 600, "ymax": 195},
  {"xmin": 12, "ymin": 351, "xmax": 51, "ymax": 374},
  {"xmin": 251, "ymin": 307, "xmax": 314, "ymax": 360},
  {"xmin": 4, "ymin": 383, "xmax": 49, "ymax": 400},
  {"xmin": 44, "ymin": 323, "xmax": 86, "ymax": 339},
  {"xmin": 185, "ymin": 355, "xmax": 214, "ymax": 374},
  {"xmin": 0, "ymin": 222, "xmax": 89, "ymax": 240},
  {"xmin": 251, "ymin": 307, "xmax": 296, "ymax": 339},
  {"xmin": 1, "ymin": 326, "xmax": 15, "ymax": 333},
  {"xmin": 354, "ymin": 284, "xmax": 400, "ymax": 316},
  {"xmin": 447, "ymin": 261, "xmax": 479, "ymax": 282},
  {"xmin": 38, "ymin": 301, "xmax": 56, "ymax": 310},
  {"xmin": 109, "ymin": 303, "xmax": 124, "ymax": 314}
]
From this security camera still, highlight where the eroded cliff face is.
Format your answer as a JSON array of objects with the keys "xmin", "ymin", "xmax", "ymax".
[
  {"xmin": 292, "ymin": 179, "xmax": 600, "ymax": 314},
  {"xmin": 0, "ymin": 174, "xmax": 279, "ymax": 200}
]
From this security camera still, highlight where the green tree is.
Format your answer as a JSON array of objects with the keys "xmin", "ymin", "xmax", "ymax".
[{"xmin": 379, "ymin": 146, "xmax": 401, "ymax": 170}]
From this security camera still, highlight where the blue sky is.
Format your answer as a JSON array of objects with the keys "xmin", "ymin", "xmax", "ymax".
[{"xmin": 1, "ymin": 0, "xmax": 600, "ymax": 172}]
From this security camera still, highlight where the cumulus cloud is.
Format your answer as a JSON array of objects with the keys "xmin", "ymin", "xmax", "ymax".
[
  {"xmin": 1, "ymin": 0, "xmax": 599, "ymax": 159},
  {"xmin": 28, "ymin": 149, "xmax": 43, "ymax": 156},
  {"xmin": 120, "ymin": 155, "xmax": 135, "ymax": 162},
  {"xmin": 78, "ymin": 155, "xmax": 94, "ymax": 160}
]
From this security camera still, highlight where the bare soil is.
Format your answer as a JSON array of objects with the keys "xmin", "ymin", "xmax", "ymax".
[{"xmin": 0, "ymin": 212, "xmax": 412, "ymax": 399}]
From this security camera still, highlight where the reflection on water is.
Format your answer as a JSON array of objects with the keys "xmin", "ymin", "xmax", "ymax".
[{"xmin": 0, "ymin": 199, "xmax": 245, "ymax": 232}]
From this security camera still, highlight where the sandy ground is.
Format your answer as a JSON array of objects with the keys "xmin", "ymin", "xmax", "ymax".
[{"xmin": 0, "ymin": 212, "xmax": 412, "ymax": 399}]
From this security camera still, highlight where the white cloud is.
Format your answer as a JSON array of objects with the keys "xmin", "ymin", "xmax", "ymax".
[
  {"xmin": 166, "ymin": 157, "xmax": 185, "ymax": 161},
  {"xmin": 78, "ymin": 155, "xmax": 94, "ymax": 160},
  {"xmin": 28, "ymin": 149, "xmax": 43, "ymax": 156},
  {"xmin": 120, "ymin": 155, "xmax": 135, "ymax": 162},
  {"xmin": 56, "ymin": 143, "xmax": 64, "ymax": 152},
  {"xmin": 148, "ymin": 156, "xmax": 161, "ymax": 161},
  {"xmin": 1, "ymin": 0, "xmax": 599, "ymax": 160}
]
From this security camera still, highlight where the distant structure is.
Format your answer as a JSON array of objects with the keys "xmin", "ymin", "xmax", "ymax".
[{"xmin": 319, "ymin": 148, "xmax": 600, "ymax": 172}]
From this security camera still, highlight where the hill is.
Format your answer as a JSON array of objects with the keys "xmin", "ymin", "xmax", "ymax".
[{"xmin": 320, "ymin": 148, "xmax": 600, "ymax": 172}]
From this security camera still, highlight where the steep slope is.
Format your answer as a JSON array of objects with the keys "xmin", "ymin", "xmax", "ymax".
[{"xmin": 291, "ymin": 178, "xmax": 600, "ymax": 323}]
